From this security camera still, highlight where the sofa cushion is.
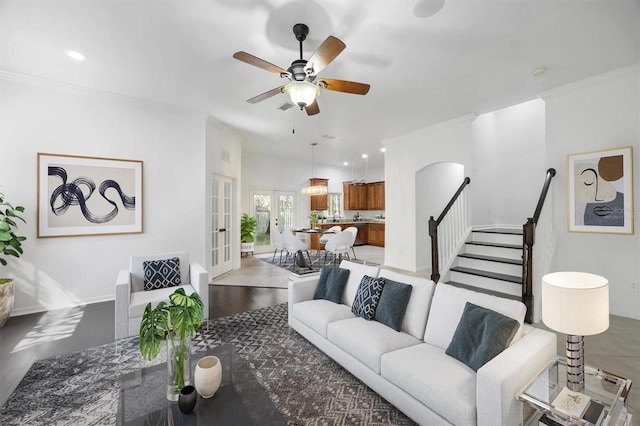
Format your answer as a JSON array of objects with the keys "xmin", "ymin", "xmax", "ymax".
[
  {"xmin": 351, "ymin": 275, "xmax": 386, "ymax": 320},
  {"xmin": 327, "ymin": 317, "xmax": 421, "ymax": 374},
  {"xmin": 292, "ymin": 299, "xmax": 355, "ymax": 338},
  {"xmin": 128, "ymin": 284, "xmax": 195, "ymax": 319},
  {"xmin": 424, "ymin": 283, "xmax": 526, "ymax": 350},
  {"xmin": 338, "ymin": 261, "xmax": 381, "ymax": 307},
  {"xmin": 377, "ymin": 269, "xmax": 436, "ymax": 339},
  {"xmin": 445, "ymin": 302, "xmax": 520, "ymax": 371},
  {"xmin": 381, "ymin": 343, "xmax": 477, "ymax": 426},
  {"xmin": 131, "ymin": 251, "xmax": 190, "ymax": 293},
  {"xmin": 313, "ymin": 266, "xmax": 350, "ymax": 303},
  {"xmin": 374, "ymin": 279, "xmax": 413, "ymax": 331},
  {"xmin": 143, "ymin": 257, "xmax": 181, "ymax": 291}
]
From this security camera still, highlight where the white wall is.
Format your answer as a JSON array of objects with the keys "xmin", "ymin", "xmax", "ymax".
[
  {"xmin": 471, "ymin": 99, "xmax": 546, "ymax": 226},
  {"xmin": 384, "ymin": 116, "xmax": 474, "ymax": 272},
  {"xmin": 544, "ymin": 65, "xmax": 640, "ymax": 319},
  {"xmin": 415, "ymin": 162, "xmax": 465, "ymax": 272},
  {"xmin": 0, "ymin": 77, "xmax": 209, "ymax": 315}
]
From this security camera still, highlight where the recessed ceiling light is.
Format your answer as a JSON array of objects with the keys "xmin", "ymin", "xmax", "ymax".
[
  {"xmin": 532, "ymin": 67, "xmax": 547, "ymax": 77},
  {"xmin": 413, "ymin": 0, "xmax": 445, "ymax": 18},
  {"xmin": 343, "ymin": 161, "xmax": 349, "ymax": 166},
  {"xmin": 380, "ymin": 147, "xmax": 386, "ymax": 153},
  {"xmin": 362, "ymin": 154, "xmax": 368, "ymax": 159},
  {"xmin": 66, "ymin": 50, "xmax": 86, "ymax": 61}
]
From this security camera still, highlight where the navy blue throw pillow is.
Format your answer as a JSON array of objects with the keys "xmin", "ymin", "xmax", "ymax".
[
  {"xmin": 143, "ymin": 257, "xmax": 181, "ymax": 291},
  {"xmin": 374, "ymin": 279, "xmax": 413, "ymax": 331},
  {"xmin": 445, "ymin": 302, "xmax": 519, "ymax": 371},
  {"xmin": 351, "ymin": 275, "xmax": 386, "ymax": 320},
  {"xmin": 313, "ymin": 266, "xmax": 350, "ymax": 304}
]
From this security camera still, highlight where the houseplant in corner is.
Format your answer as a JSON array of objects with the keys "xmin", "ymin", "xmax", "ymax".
[
  {"xmin": 0, "ymin": 192, "xmax": 26, "ymax": 328},
  {"xmin": 139, "ymin": 288, "xmax": 204, "ymax": 401},
  {"xmin": 240, "ymin": 213, "xmax": 257, "ymax": 255}
]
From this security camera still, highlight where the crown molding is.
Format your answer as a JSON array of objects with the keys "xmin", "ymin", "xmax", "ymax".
[{"xmin": 539, "ymin": 63, "xmax": 640, "ymax": 100}]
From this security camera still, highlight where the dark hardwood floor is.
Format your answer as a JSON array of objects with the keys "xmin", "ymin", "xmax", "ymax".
[{"xmin": 209, "ymin": 286, "xmax": 288, "ymax": 319}]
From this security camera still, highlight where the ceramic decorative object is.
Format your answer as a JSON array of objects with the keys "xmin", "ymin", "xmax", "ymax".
[
  {"xmin": 167, "ymin": 335, "xmax": 192, "ymax": 401},
  {"xmin": 0, "ymin": 279, "xmax": 14, "ymax": 328},
  {"xmin": 178, "ymin": 385, "xmax": 197, "ymax": 413},
  {"xmin": 194, "ymin": 355, "xmax": 222, "ymax": 398}
]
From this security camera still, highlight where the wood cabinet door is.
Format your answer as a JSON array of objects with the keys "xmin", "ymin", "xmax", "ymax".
[{"xmin": 309, "ymin": 178, "xmax": 328, "ymax": 211}]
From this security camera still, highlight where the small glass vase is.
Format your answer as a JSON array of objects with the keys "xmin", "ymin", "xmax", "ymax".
[{"xmin": 166, "ymin": 335, "xmax": 192, "ymax": 401}]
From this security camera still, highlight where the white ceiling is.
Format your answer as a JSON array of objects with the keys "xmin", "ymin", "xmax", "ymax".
[{"xmin": 1, "ymin": 0, "xmax": 638, "ymax": 170}]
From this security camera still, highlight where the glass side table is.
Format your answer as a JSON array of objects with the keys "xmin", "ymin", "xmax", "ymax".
[{"xmin": 518, "ymin": 357, "xmax": 632, "ymax": 426}]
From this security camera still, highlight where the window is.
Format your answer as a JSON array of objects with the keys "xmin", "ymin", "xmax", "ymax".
[{"xmin": 328, "ymin": 193, "xmax": 342, "ymax": 217}]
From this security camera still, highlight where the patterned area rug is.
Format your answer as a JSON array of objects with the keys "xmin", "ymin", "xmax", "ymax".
[{"xmin": 0, "ymin": 303, "xmax": 415, "ymax": 426}]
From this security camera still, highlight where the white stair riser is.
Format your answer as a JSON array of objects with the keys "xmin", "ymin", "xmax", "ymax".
[
  {"xmin": 471, "ymin": 232, "xmax": 522, "ymax": 246},
  {"xmin": 450, "ymin": 271, "xmax": 521, "ymax": 296},
  {"xmin": 464, "ymin": 244, "xmax": 522, "ymax": 260},
  {"xmin": 457, "ymin": 257, "xmax": 521, "ymax": 276}
]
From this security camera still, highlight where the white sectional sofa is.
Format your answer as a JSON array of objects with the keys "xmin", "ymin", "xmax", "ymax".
[{"xmin": 288, "ymin": 260, "xmax": 557, "ymax": 426}]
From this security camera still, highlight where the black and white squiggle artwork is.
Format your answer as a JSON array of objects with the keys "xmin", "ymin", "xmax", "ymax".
[
  {"xmin": 38, "ymin": 153, "xmax": 143, "ymax": 237},
  {"xmin": 48, "ymin": 166, "xmax": 136, "ymax": 224}
]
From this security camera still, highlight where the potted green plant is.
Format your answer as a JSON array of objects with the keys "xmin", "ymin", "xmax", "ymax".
[
  {"xmin": 139, "ymin": 288, "xmax": 204, "ymax": 400},
  {"xmin": 0, "ymin": 192, "xmax": 26, "ymax": 328},
  {"xmin": 308, "ymin": 210, "xmax": 319, "ymax": 228},
  {"xmin": 240, "ymin": 213, "xmax": 257, "ymax": 255}
]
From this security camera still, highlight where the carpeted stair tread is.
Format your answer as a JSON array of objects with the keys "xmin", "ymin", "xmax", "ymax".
[
  {"xmin": 445, "ymin": 281, "xmax": 521, "ymax": 301},
  {"xmin": 458, "ymin": 253, "xmax": 522, "ymax": 265},
  {"xmin": 450, "ymin": 266, "xmax": 522, "ymax": 284}
]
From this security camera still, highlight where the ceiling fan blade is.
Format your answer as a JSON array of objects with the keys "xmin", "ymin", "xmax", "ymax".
[
  {"xmin": 233, "ymin": 51, "xmax": 290, "ymax": 76},
  {"xmin": 306, "ymin": 36, "xmax": 346, "ymax": 75},
  {"xmin": 305, "ymin": 100, "xmax": 320, "ymax": 116},
  {"xmin": 318, "ymin": 78, "xmax": 370, "ymax": 95},
  {"xmin": 247, "ymin": 86, "xmax": 285, "ymax": 104}
]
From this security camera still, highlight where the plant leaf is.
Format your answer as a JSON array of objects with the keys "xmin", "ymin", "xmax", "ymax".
[{"xmin": 139, "ymin": 302, "xmax": 169, "ymax": 360}]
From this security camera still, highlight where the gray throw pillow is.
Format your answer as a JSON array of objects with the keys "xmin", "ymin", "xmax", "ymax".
[
  {"xmin": 313, "ymin": 266, "xmax": 350, "ymax": 304},
  {"xmin": 374, "ymin": 279, "xmax": 413, "ymax": 331},
  {"xmin": 445, "ymin": 302, "xmax": 519, "ymax": 371}
]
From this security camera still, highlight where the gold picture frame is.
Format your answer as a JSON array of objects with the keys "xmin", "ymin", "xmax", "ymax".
[
  {"xmin": 37, "ymin": 153, "xmax": 143, "ymax": 238},
  {"xmin": 567, "ymin": 146, "xmax": 633, "ymax": 234}
]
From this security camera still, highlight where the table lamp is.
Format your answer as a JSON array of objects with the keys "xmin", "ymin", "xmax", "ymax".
[{"xmin": 542, "ymin": 272, "xmax": 609, "ymax": 392}]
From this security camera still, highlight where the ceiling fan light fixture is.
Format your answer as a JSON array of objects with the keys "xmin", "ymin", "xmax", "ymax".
[{"xmin": 286, "ymin": 81, "xmax": 319, "ymax": 108}]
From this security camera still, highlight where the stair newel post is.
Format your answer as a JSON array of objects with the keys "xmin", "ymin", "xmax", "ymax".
[
  {"xmin": 429, "ymin": 216, "xmax": 440, "ymax": 283},
  {"xmin": 523, "ymin": 218, "xmax": 535, "ymax": 323}
]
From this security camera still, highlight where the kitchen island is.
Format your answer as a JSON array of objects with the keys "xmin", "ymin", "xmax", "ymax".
[{"xmin": 307, "ymin": 221, "xmax": 385, "ymax": 249}]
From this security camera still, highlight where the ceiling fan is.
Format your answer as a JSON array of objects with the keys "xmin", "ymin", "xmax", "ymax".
[{"xmin": 233, "ymin": 23, "xmax": 370, "ymax": 116}]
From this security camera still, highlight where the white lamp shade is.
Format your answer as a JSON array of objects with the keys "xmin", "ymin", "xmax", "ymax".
[
  {"xmin": 542, "ymin": 272, "xmax": 609, "ymax": 336},
  {"xmin": 285, "ymin": 81, "xmax": 319, "ymax": 107}
]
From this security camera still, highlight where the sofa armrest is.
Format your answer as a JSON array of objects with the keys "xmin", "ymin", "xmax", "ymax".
[
  {"xmin": 288, "ymin": 275, "xmax": 320, "ymax": 317},
  {"xmin": 189, "ymin": 262, "xmax": 210, "ymax": 320},
  {"xmin": 115, "ymin": 270, "xmax": 132, "ymax": 340},
  {"xmin": 476, "ymin": 328, "xmax": 557, "ymax": 426}
]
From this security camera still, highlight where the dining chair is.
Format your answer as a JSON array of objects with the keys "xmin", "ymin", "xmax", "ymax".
[
  {"xmin": 323, "ymin": 230, "xmax": 353, "ymax": 265},
  {"xmin": 271, "ymin": 230, "xmax": 288, "ymax": 265},
  {"xmin": 343, "ymin": 226, "xmax": 358, "ymax": 259},
  {"xmin": 318, "ymin": 225, "xmax": 342, "ymax": 258},
  {"xmin": 283, "ymin": 229, "xmax": 312, "ymax": 267}
]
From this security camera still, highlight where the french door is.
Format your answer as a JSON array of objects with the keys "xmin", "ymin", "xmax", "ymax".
[
  {"xmin": 251, "ymin": 191, "xmax": 296, "ymax": 254},
  {"xmin": 210, "ymin": 175, "xmax": 233, "ymax": 278}
]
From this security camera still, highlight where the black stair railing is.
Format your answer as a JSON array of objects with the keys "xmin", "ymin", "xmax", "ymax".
[
  {"xmin": 522, "ymin": 168, "xmax": 556, "ymax": 323},
  {"xmin": 429, "ymin": 177, "xmax": 471, "ymax": 283}
]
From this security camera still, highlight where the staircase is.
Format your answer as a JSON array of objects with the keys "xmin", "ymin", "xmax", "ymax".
[{"xmin": 445, "ymin": 228, "xmax": 523, "ymax": 301}]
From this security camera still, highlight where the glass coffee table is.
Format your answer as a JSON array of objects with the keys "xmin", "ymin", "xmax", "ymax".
[
  {"xmin": 518, "ymin": 357, "xmax": 632, "ymax": 426},
  {"xmin": 117, "ymin": 344, "xmax": 285, "ymax": 425}
]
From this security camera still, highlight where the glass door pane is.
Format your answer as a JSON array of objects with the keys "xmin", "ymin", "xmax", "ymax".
[
  {"xmin": 277, "ymin": 193, "xmax": 295, "ymax": 232},
  {"xmin": 253, "ymin": 193, "xmax": 272, "ymax": 249}
]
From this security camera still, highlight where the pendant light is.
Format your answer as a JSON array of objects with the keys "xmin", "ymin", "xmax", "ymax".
[{"xmin": 302, "ymin": 142, "xmax": 328, "ymax": 196}]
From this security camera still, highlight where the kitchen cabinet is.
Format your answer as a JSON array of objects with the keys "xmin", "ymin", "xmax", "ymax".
[
  {"xmin": 366, "ymin": 223, "xmax": 385, "ymax": 247},
  {"xmin": 344, "ymin": 182, "xmax": 384, "ymax": 211},
  {"xmin": 366, "ymin": 181, "xmax": 385, "ymax": 210},
  {"xmin": 309, "ymin": 178, "xmax": 329, "ymax": 211},
  {"xmin": 343, "ymin": 183, "xmax": 367, "ymax": 210}
]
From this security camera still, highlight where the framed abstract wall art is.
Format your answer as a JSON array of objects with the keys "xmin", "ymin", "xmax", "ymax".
[
  {"xmin": 567, "ymin": 146, "xmax": 633, "ymax": 234},
  {"xmin": 37, "ymin": 153, "xmax": 143, "ymax": 238}
]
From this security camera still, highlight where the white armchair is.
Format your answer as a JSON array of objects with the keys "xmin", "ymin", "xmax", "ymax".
[{"xmin": 115, "ymin": 251, "xmax": 209, "ymax": 340}]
